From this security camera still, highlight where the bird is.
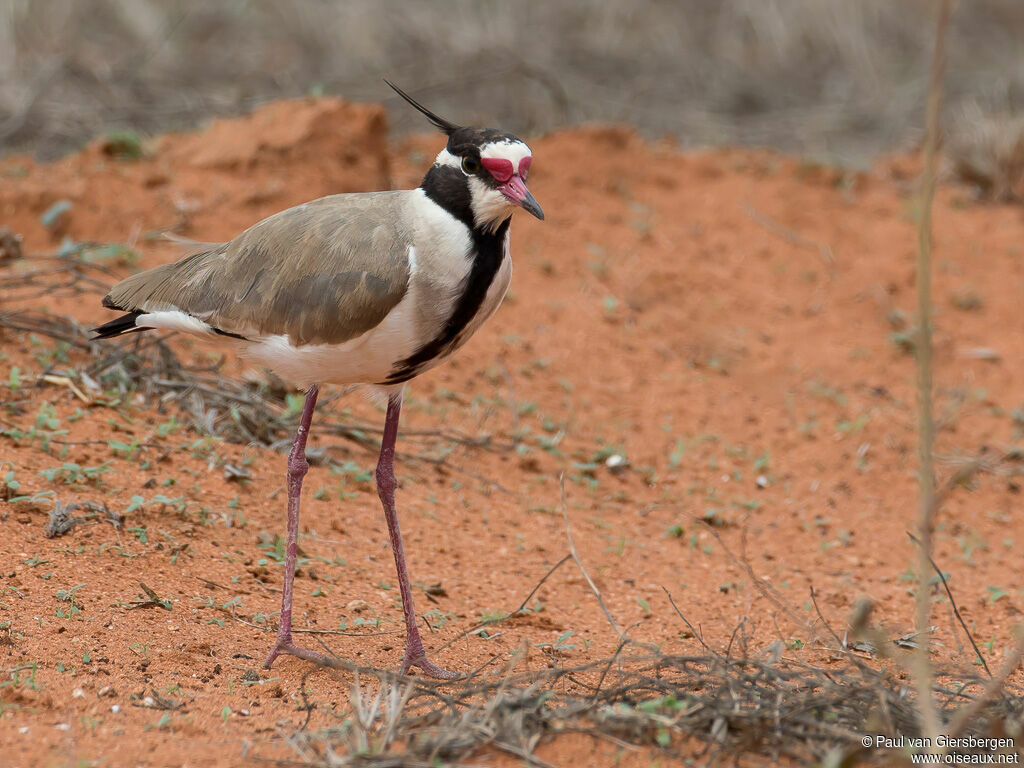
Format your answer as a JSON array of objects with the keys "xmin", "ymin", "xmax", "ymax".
[{"xmin": 93, "ymin": 81, "xmax": 544, "ymax": 679}]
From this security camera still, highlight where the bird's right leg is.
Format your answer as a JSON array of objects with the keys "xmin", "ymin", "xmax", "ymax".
[{"xmin": 263, "ymin": 384, "xmax": 334, "ymax": 669}]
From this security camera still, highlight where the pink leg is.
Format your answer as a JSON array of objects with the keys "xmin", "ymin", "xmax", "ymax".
[
  {"xmin": 378, "ymin": 392, "xmax": 459, "ymax": 679},
  {"xmin": 263, "ymin": 385, "xmax": 334, "ymax": 669}
]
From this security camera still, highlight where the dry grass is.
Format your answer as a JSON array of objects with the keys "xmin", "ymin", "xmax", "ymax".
[
  {"xmin": 1, "ymin": 1, "xmax": 1023, "ymax": 164},
  {"xmin": 948, "ymin": 105, "xmax": 1024, "ymax": 202},
  {"xmin": 272, "ymin": 635, "xmax": 1024, "ymax": 766}
]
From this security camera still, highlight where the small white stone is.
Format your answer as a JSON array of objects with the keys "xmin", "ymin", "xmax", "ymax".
[
  {"xmin": 605, "ymin": 454, "xmax": 628, "ymax": 473},
  {"xmin": 56, "ymin": 723, "xmax": 70, "ymax": 731},
  {"xmin": 756, "ymin": 475, "xmax": 769, "ymax": 488},
  {"xmin": 19, "ymin": 726, "xmax": 28, "ymax": 734},
  {"xmin": 72, "ymin": 688, "xmax": 85, "ymax": 699},
  {"xmin": 111, "ymin": 705, "xmax": 120, "ymax": 714}
]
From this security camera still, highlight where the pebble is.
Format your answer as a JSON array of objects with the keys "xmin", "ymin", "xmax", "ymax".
[
  {"xmin": 605, "ymin": 454, "xmax": 628, "ymax": 473},
  {"xmin": 346, "ymin": 598, "xmax": 370, "ymax": 613}
]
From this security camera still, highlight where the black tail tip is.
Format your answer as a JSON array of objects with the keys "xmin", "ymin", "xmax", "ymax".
[{"xmin": 92, "ymin": 311, "xmax": 142, "ymax": 339}]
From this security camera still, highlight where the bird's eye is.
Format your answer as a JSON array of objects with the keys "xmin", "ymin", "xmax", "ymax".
[{"xmin": 461, "ymin": 156, "xmax": 481, "ymax": 175}]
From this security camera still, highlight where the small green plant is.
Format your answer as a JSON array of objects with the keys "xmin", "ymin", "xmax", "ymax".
[
  {"xmin": 422, "ymin": 608, "xmax": 455, "ymax": 629},
  {"xmin": 1, "ymin": 662, "xmax": 42, "ymax": 693},
  {"xmin": 330, "ymin": 460, "xmax": 373, "ymax": 485},
  {"xmin": 987, "ymin": 585, "xmax": 1008, "ymax": 603},
  {"xmin": 156, "ymin": 416, "xmax": 180, "ymax": 436},
  {"xmin": 259, "ymin": 535, "xmax": 286, "ymax": 564},
  {"xmin": 108, "ymin": 438, "xmax": 142, "ymax": 461},
  {"xmin": 2, "ymin": 466, "xmax": 20, "ymax": 501},
  {"xmin": 39, "ymin": 461, "xmax": 113, "ymax": 486},
  {"xmin": 536, "ymin": 630, "xmax": 577, "ymax": 653},
  {"xmin": 55, "ymin": 583, "xmax": 86, "ymax": 619},
  {"xmin": 668, "ymin": 439, "xmax": 687, "ymax": 468},
  {"xmin": 2, "ymin": 408, "xmax": 70, "ymax": 452},
  {"xmin": 145, "ymin": 713, "xmax": 172, "ymax": 730}
]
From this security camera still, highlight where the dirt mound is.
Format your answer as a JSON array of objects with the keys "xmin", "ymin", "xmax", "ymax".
[
  {"xmin": 0, "ymin": 98, "xmax": 390, "ymax": 259},
  {"xmin": 1, "ymin": 98, "xmax": 1022, "ymax": 766}
]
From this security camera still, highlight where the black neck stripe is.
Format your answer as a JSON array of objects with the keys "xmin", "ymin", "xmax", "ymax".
[
  {"xmin": 384, "ymin": 197, "xmax": 510, "ymax": 384},
  {"xmin": 420, "ymin": 164, "xmax": 474, "ymax": 229}
]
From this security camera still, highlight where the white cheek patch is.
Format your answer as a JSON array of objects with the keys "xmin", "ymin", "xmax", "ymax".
[{"xmin": 434, "ymin": 148, "xmax": 460, "ymax": 169}]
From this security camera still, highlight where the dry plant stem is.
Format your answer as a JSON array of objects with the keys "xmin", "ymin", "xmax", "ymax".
[
  {"xmin": 559, "ymin": 474, "xmax": 624, "ymax": 641},
  {"xmin": 912, "ymin": 0, "xmax": 952, "ymax": 746},
  {"xmin": 432, "ymin": 554, "xmax": 572, "ymax": 658},
  {"xmin": 946, "ymin": 630, "xmax": 1024, "ymax": 739},
  {"xmin": 907, "ymin": 531, "xmax": 991, "ymax": 677},
  {"xmin": 702, "ymin": 523, "xmax": 812, "ymax": 638}
]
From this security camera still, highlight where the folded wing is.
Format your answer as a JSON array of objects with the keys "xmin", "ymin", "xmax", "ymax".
[{"xmin": 99, "ymin": 192, "xmax": 412, "ymax": 347}]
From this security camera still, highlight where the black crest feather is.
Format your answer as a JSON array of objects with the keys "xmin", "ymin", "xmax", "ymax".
[{"xmin": 384, "ymin": 79, "xmax": 461, "ymax": 136}]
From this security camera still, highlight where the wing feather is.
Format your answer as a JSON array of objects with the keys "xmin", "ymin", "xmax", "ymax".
[{"xmin": 103, "ymin": 192, "xmax": 413, "ymax": 346}]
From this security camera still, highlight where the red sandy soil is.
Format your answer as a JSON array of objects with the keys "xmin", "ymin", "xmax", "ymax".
[{"xmin": 0, "ymin": 97, "xmax": 1022, "ymax": 767}]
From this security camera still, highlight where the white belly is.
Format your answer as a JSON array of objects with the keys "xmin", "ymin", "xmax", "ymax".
[{"xmin": 240, "ymin": 285, "xmax": 433, "ymax": 387}]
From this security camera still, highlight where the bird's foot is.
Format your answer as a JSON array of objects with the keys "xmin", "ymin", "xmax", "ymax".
[
  {"xmin": 401, "ymin": 649, "xmax": 461, "ymax": 680},
  {"xmin": 263, "ymin": 634, "xmax": 334, "ymax": 670}
]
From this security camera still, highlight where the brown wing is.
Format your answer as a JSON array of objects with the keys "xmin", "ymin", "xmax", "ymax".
[{"xmin": 103, "ymin": 192, "xmax": 412, "ymax": 346}]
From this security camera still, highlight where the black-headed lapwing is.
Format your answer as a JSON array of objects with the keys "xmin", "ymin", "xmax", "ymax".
[{"xmin": 94, "ymin": 82, "xmax": 544, "ymax": 679}]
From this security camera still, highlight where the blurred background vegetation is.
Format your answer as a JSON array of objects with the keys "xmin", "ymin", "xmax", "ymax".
[{"xmin": 0, "ymin": 0, "xmax": 1022, "ymax": 166}]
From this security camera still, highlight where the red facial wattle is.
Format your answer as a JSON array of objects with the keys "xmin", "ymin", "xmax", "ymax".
[
  {"xmin": 480, "ymin": 157, "xmax": 513, "ymax": 183},
  {"xmin": 480, "ymin": 155, "xmax": 544, "ymax": 220}
]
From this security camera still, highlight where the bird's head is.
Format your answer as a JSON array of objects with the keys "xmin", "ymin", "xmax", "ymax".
[{"xmin": 387, "ymin": 81, "xmax": 544, "ymax": 233}]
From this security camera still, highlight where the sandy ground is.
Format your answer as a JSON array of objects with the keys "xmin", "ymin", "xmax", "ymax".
[{"xmin": 0, "ymin": 97, "xmax": 1022, "ymax": 766}]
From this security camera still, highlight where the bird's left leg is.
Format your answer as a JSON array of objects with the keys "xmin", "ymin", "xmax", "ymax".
[
  {"xmin": 377, "ymin": 391, "xmax": 459, "ymax": 680},
  {"xmin": 263, "ymin": 384, "xmax": 334, "ymax": 669}
]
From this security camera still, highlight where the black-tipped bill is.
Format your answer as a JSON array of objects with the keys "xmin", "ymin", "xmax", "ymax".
[
  {"xmin": 520, "ymin": 189, "xmax": 544, "ymax": 220},
  {"xmin": 498, "ymin": 176, "xmax": 544, "ymax": 221}
]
